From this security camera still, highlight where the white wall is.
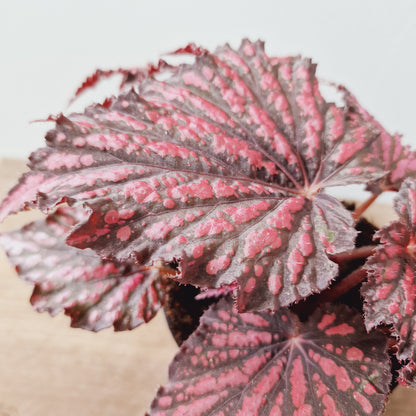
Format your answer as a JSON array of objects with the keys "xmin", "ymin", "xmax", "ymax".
[{"xmin": 1, "ymin": 0, "xmax": 415, "ymax": 161}]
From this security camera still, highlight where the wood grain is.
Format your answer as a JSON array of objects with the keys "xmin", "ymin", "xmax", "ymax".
[{"xmin": 0, "ymin": 159, "xmax": 415, "ymax": 415}]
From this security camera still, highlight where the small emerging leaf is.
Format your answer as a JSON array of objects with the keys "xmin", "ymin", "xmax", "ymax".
[
  {"xmin": 363, "ymin": 178, "xmax": 416, "ymax": 362},
  {"xmin": 148, "ymin": 298, "xmax": 391, "ymax": 416},
  {"xmin": 0, "ymin": 207, "xmax": 166, "ymax": 331}
]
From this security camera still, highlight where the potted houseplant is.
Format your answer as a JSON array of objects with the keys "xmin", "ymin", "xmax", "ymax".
[{"xmin": 1, "ymin": 39, "xmax": 415, "ymax": 415}]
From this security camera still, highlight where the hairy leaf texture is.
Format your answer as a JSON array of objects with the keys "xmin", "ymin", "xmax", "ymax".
[
  {"xmin": 398, "ymin": 360, "xmax": 416, "ymax": 387},
  {"xmin": 148, "ymin": 298, "xmax": 391, "ymax": 416},
  {"xmin": 341, "ymin": 87, "xmax": 416, "ymax": 193},
  {"xmin": 0, "ymin": 40, "xmax": 384, "ymax": 311},
  {"xmin": 0, "ymin": 207, "xmax": 166, "ymax": 331},
  {"xmin": 363, "ymin": 178, "xmax": 416, "ymax": 362}
]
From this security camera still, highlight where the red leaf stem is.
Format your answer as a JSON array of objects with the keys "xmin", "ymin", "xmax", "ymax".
[
  {"xmin": 315, "ymin": 267, "xmax": 368, "ymax": 305},
  {"xmin": 330, "ymin": 245, "xmax": 377, "ymax": 264},
  {"xmin": 353, "ymin": 193, "xmax": 380, "ymax": 221}
]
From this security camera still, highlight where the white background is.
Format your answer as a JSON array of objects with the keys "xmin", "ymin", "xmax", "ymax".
[{"xmin": 1, "ymin": 0, "xmax": 415, "ymax": 160}]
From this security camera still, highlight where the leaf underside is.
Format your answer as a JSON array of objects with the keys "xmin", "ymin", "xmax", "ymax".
[
  {"xmin": 362, "ymin": 178, "xmax": 416, "ymax": 380},
  {"xmin": 0, "ymin": 207, "xmax": 165, "ymax": 331},
  {"xmin": 148, "ymin": 298, "xmax": 391, "ymax": 416},
  {"xmin": 0, "ymin": 39, "xmax": 386, "ymax": 311}
]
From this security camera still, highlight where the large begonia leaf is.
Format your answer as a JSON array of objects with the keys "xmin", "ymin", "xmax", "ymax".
[
  {"xmin": 362, "ymin": 178, "xmax": 416, "ymax": 362},
  {"xmin": 0, "ymin": 40, "xmax": 384, "ymax": 311},
  {"xmin": 148, "ymin": 298, "xmax": 391, "ymax": 416},
  {"xmin": 0, "ymin": 207, "xmax": 166, "ymax": 331},
  {"xmin": 340, "ymin": 87, "xmax": 416, "ymax": 193}
]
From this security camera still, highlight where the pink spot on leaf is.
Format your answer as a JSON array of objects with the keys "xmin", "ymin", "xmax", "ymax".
[
  {"xmin": 183, "ymin": 71, "xmax": 210, "ymax": 91},
  {"xmin": 116, "ymin": 225, "xmax": 131, "ymax": 241},
  {"xmin": 268, "ymin": 274, "xmax": 282, "ymax": 295},
  {"xmin": 254, "ymin": 265, "xmax": 263, "ymax": 277},
  {"xmin": 163, "ymin": 198, "xmax": 175, "ymax": 209},
  {"xmin": 194, "ymin": 218, "xmax": 234, "ymax": 238},
  {"xmin": 346, "ymin": 347, "xmax": 364, "ymax": 361},
  {"xmin": 243, "ymin": 277, "xmax": 256, "ymax": 293},
  {"xmin": 318, "ymin": 315, "xmax": 337, "ymax": 332},
  {"xmin": 145, "ymin": 215, "xmax": 184, "ymax": 240},
  {"xmin": 290, "ymin": 356, "xmax": 308, "ymax": 409},
  {"xmin": 104, "ymin": 210, "xmax": 119, "ymax": 224},
  {"xmin": 192, "ymin": 243, "xmax": 205, "ymax": 259},
  {"xmin": 325, "ymin": 323, "xmax": 355, "ymax": 336},
  {"xmin": 167, "ymin": 179, "xmax": 214, "ymax": 203},
  {"xmin": 353, "ymin": 391, "xmax": 373, "ymax": 414},
  {"xmin": 224, "ymin": 201, "xmax": 270, "ymax": 225},
  {"xmin": 206, "ymin": 256, "xmax": 231, "ymax": 275},
  {"xmin": 244, "ymin": 228, "xmax": 281, "ymax": 258},
  {"xmin": 267, "ymin": 197, "xmax": 305, "ymax": 230}
]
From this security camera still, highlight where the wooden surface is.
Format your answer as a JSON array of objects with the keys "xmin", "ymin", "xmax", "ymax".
[{"xmin": 0, "ymin": 159, "xmax": 415, "ymax": 416}]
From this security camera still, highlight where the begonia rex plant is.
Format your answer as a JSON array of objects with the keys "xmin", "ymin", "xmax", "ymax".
[{"xmin": 1, "ymin": 39, "xmax": 416, "ymax": 415}]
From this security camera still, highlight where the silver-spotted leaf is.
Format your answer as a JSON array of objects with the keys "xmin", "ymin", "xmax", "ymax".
[
  {"xmin": 363, "ymin": 178, "xmax": 416, "ymax": 362},
  {"xmin": 0, "ymin": 207, "xmax": 166, "ymax": 331},
  {"xmin": 0, "ymin": 40, "xmax": 384, "ymax": 311},
  {"xmin": 148, "ymin": 298, "xmax": 391, "ymax": 416}
]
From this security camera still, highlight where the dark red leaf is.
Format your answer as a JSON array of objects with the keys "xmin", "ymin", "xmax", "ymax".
[
  {"xmin": 69, "ymin": 60, "xmax": 175, "ymax": 105},
  {"xmin": 170, "ymin": 43, "xmax": 209, "ymax": 57},
  {"xmin": 340, "ymin": 87, "xmax": 416, "ymax": 193},
  {"xmin": 0, "ymin": 207, "xmax": 166, "ymax": 331},
  {"xmin": 148, "ymin": 298, "xmax": 391, "ymax": 416},
  {"xmin": 70, "ymin": 68, "xmax": 122, "ymax": 104},
  {"xmin": 362, "ymin": 178, "xmax": 416, "ymax": 362},
  {"xmin": 101, "ymin": 97, "xmax": 114, "ymax": 109},
  {"xmin": 0, "ymin": 40, "xmax": 384, "ymax": 311}
]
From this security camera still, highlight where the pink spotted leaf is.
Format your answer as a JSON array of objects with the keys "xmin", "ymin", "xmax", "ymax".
[
  {"xmin": 148, "ymin": 298, "xmax": 391, "ymax": 416},
  {"xmin": 0, "ymin": 207, "xmax": 166, "ymax": 331},
  {"xmin": 0, "ymin": 40, "xmax": 386, "ymax": 311},
  {"xmin": 340, "ymin": 87, "xmax": 416, "ymax": 193},
  {"xmin": 362, "ymin": 178, "xmax": 416, "ymax": 362}
]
